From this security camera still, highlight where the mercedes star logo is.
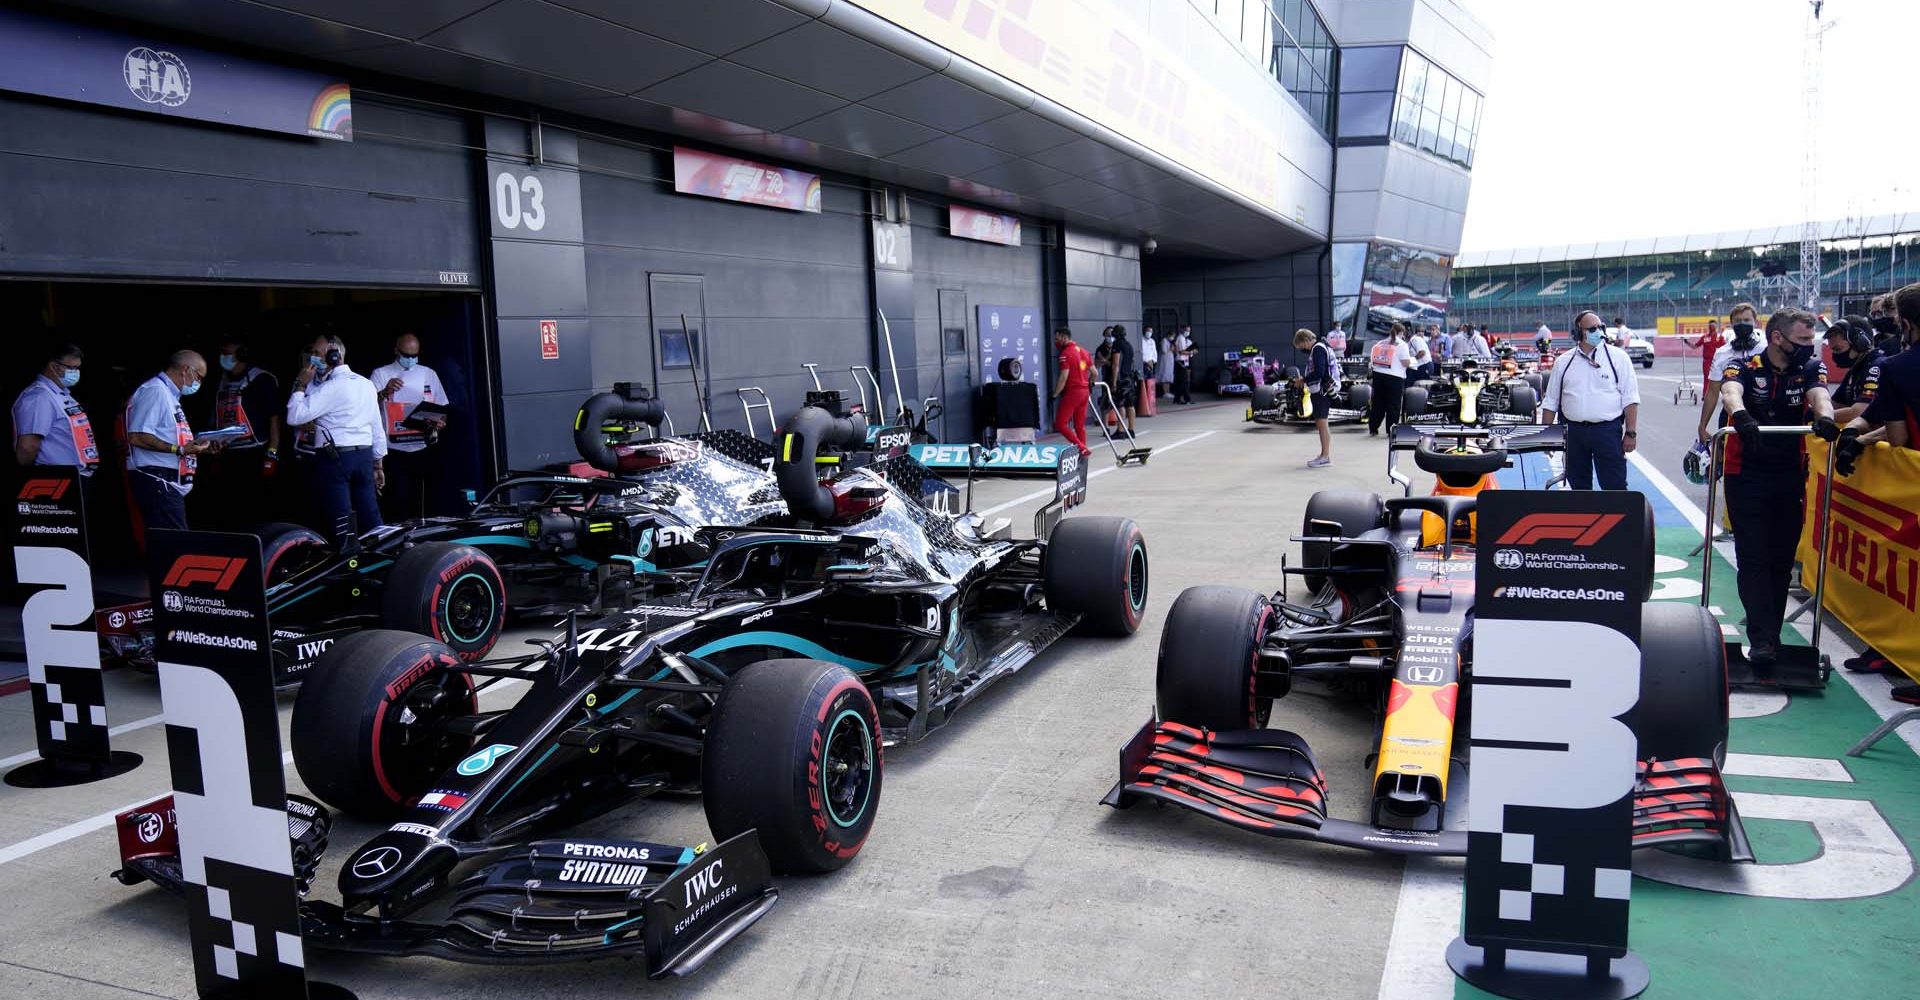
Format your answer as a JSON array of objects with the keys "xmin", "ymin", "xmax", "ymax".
[{"xmin": 351, "ymin": 845, "xmax": 403, "ymax": 879}]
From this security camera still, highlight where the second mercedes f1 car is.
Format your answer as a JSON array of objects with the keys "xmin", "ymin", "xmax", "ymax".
[{"xmin": 116, "ymin": 398, "xmax": 1148, "ymax": 973}]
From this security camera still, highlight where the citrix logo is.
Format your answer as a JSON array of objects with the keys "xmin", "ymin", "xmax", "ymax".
[{"xmin": 163, "ymin": 555, "xmax": 249, "ymax": 591}]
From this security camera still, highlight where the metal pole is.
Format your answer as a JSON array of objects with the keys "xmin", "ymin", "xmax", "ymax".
[
  {"xmin": 877, "ymin": 311, "xmax": 905, "ymax": 423},
  {"xmin": 681, "ymin": 313, "xmax": 711, "ymax": 433},
  {"xmin": 1809, "ymin": 433, "xmax": 1837, "ymax": 651}
]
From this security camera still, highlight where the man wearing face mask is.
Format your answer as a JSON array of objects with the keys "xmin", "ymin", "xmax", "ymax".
[
  {"xmin": 1696, "ymin": 302, "xmax": 1765, "ymax": 446},
  {"xmin": 12, "ymin": 343, "xmax": 99, "ymax": 488},
  {"xmin": 1823, "ymin": 319, "xmax": 1882, "ymax": 423},
  {"xmin": 370, "ymin": 332, "xmax": 451, "ymax": 523},
  {"xmin": 197, "ymin": 337, "xmax": 283, "ymax": 525},
  {"xmin": 125, "ymin": 350, "xmax": 219, "ymax": 547},
  {"xmin": 1866, "ymin": 294, "xmax": 1902, "ymax": 355},
  {"xmin": 1719, "ymin": 308, "xmax": 1838, "ymax": 667},
  {"xmin": 289, "ymin": 334, "xmax": 387, "ymax": 541},
  {"xmin": 1838, "ymin": 282, "xmax": 1920, "ymax": 472},
  {"xmin": 1541, "ymin": 310, "xmax": 1640, "ymax": 490}
]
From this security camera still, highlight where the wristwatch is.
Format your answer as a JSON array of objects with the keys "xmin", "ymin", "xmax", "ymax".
[{"xmin": 1623, "ymin": 430, "xmax": 1637, "ymax": 438}]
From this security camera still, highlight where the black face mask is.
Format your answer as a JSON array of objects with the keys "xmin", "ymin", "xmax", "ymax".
[
  {"xmin": 1731, "ymin": 321, "xmax": 1755, "ymax": 341},
  {"xmin": 1872, "ymin": 316, "xmax": 1899, "ymax": 336}
]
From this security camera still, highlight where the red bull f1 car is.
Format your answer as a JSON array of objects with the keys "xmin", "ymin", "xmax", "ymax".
[
  {"xmin": 1104, "ymin": 423, "xmax": 1748, "ymax": 861},
  {"xmin": 116, "ymin": 399, "xmax": 1146, "ymax": 973}
]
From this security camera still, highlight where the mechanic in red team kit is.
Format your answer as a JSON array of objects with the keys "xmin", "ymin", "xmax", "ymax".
[
  {"xmin": 1718, "ymin": 307, "xmax": 1839, "ymax": 667},
  {"xmin": 1052, "ymin": 326, "xmax": 1093, "ymax": 456}
]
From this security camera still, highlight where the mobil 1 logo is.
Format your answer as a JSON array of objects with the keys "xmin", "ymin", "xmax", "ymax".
[
  {"xmin": 147, "ymin": 530, "xmax": 310, "ymax": 998},
  {"xmin": 1460, "ymin": 491, "xmax": 1650, "ymax": 973}
]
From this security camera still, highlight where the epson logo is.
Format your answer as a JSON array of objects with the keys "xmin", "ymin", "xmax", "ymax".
[
  {"xmin": 1058, "ymin": 452, "xmax": 1080, "ymax": 476},
  {"xmin": 683, "ymin": 858, "xmax": 727, "ymax": 908},
  {"xmin": 558, "ymin": 860, "xmax": 649, "ymax": 885},
  {"xmin": 874, "ymin": 430, "xmax": 911, "ymax": 452},
  {"xmin": 562, "ymin": 842, "xmax": 650, "ymax": 860}
]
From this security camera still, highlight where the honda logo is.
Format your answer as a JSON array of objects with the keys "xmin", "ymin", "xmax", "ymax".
[
  {"xmin": 1495, "ymin": 513, "xmax": 1625, "ymax": 546},
  {"xmin": 351, "ymin": 845, "xmax": 402, "ymax": 879},
  {"xmin": 1407, "ymin": 664, "xmax": 1444, "ymax": 684},
  {"xmin": 18, "ymin": 479, "xmax": 70, "ymax": 500},
  {"xmin": 162, "ymin": 555, "xmax": 249, "ymax": 591}
]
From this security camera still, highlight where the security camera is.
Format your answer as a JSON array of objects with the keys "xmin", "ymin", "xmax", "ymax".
[{"xmin": 1142, "ymin": 237, "xmax": 1158, "ymax": 255}]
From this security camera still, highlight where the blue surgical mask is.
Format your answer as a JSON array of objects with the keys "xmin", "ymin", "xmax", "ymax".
[
  {"xmin": 59, "ymin": 368, "xmax": 80, "ymax": 388},
  {"xmin": 181, "ymin": 379, "xmax": 202, "ymax": 397},
  {"xmin": 218, "ymin": 354, "xmax": 237, "ymax": 372},
  {"xmin": 310, "ymin": 355, "xmax": 329, "ymax": 370},
  {"xmin": 396, "ymin": 355, "xmax": 418, "ymax": 370}
]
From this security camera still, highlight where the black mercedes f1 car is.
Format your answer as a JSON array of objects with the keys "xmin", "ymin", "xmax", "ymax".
[
  {"xmin": 116, "ymin": 400, "xmax": 1146, "ymax": 973},
  {"xmin": 97, "ymin": 387, "xmax": 786, "ymax": 683},
  {"xmin": 1104, "ymin": 423, "xmax": 1748, "ymax": 861}
]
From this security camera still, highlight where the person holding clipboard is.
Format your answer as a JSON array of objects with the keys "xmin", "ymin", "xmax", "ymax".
[
  {"xmin": 371, "ymin": 332, "xmax": 452, "ymax": 523},
  {"xmin": 124, "ymin": 350, "xmax": 223, "ymax": 550}
]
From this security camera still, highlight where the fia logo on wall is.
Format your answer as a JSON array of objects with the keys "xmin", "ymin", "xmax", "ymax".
[{"xmin": 125, "ymin": 47, "xmax": 191, "ymax": 107}]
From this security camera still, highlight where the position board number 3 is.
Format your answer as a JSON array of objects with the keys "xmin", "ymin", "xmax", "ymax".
[{"xmin": 496, "ymin": 171, "xmax": 547, "ymax": 232}]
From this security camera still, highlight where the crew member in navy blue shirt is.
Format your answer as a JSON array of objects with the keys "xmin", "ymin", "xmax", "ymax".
[
  {"xmin": 1719, "ymin": 307, "xmax": 1837, "ymax": 667},
  {"xmin": 1840, "ymin": 282, "xmax": 1920, "ymax": 466}
]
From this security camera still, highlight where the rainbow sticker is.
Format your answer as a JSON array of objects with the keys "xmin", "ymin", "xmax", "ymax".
[{"xmin": 307, "ymin": 82, "xmax": 352, "ymax": 140}]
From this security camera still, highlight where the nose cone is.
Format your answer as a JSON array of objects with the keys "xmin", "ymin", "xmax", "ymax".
[{"xmin": 338, "ymin": 828, "xmax": 450, "ymax": 911}]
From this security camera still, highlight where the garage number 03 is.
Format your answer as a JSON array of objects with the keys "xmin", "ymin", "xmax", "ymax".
[{"xmin": 494, "ymin": 171, "xmax": 547, "ymax": 232}]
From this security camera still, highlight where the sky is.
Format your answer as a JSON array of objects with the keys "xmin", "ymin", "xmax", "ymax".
[{"xmin": 1457, "ymin": 0, "xmax": 1920, "ymax": 252}]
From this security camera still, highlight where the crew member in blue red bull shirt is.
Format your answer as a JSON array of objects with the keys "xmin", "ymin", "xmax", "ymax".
[
  {"xmin": 12, "ymin": 343, "xmax": 99, "ymax": 480},
  {"xmin": 1719, "ymin": 307, "xmax": 1838, "ymax": 667},
  {"xmin": 1838, "ymin": 282, "xmax": 1920, "ymax": 472},
  {"xmin": 125, "ymin": 350, "xmax": 219, "ymax": 547}
]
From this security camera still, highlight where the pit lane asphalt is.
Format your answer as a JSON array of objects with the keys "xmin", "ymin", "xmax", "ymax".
[{"xmin": 0, "ymin": 397, "xmax": 1435, "ymax": 1000}]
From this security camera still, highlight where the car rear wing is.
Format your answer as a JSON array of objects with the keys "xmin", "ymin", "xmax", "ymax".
[{"xmin": 1385, "ymin": 424, "xmax": 1566, "ymax": 495}]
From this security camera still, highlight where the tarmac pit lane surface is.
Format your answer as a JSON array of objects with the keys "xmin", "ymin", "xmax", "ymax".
[{"xmin": 1, "ymin": 402, "xmax": 1420, "ymax": 1000}]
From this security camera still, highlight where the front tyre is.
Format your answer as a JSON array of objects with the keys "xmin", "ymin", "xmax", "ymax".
[
  {"xmin": 1156, "ymin": 586, "xmax": 1271, "ymax": 731},
  {"xmin": 703, "ymin": 659, "xmax": 882, "ymax": 874},
  {"xmin": 383, "ymin": 542, "xmax": 507, "ymax": 661},
  {"xmin": 291, "ymin": 630, "xmax": 476, "ymax": 820},
  {"xmin": 1043, "ymin": 515, "xmax": 1149, "ymax": 635},
  {"xmin": 1635, "ymin": 603, "xmax": 1729, "ymax": 765}
]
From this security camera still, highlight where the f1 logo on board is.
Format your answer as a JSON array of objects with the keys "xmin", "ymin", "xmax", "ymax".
[
  {"xmin": 18, "ymin": 479, "xmax": 70, "ymax": 500},
  {"xmin": 162, "ymin": 555, "xmax": 249, "ymax": 591},
  {"xmin": 1495, "ymin": 513, "xmax": 1625, "ymax": 546}
]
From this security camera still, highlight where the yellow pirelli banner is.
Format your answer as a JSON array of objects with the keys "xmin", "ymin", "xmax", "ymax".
[{"xmin": 1800, "ymin": 440, "xmax": 1920, "ymax": 682}]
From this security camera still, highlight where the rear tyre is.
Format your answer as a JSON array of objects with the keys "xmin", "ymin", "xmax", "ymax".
[
  {"xmin": 1522, "ymin": 373, "xmax": 1546, "ymax": 395},
  {"xmin": 257, "ymin": 522, "xmax": 330, "ymax": 586},
  {"xmin": 383, "ymin": 542, "xmax": 507, "ymax": 661},
  {"xmin": 1505, "ymin": 382, "xmax": 1538, "ymax": 416},
  {"xmin": 1401, "ymin": 385, "xmax": 1430, "ymax": 417},
  {"xmin": 1043, "ymin": 516, "xmax": 1149, "ymax": 635},
  {"xmin": 291, "ymin": 629, "xmax": 476, "ymax": 820},
  {"xmin": 1301, "ymin": 489, "xmax": 1384, "ymax": 593},
  {"xmin": 703, "ymin": 659, "xmax": 882, "ymax": 874},
  {"xmin": 1634, "ymin": 603, "xmax": 1729, "ymax": 766},
  {"xmin": 1156, "ymin": 586, "xmax": 1271, "ymax": 730},
  {"xmin": 1345, "ymin": 382, "xmax": 1372, "ymax": 412}
]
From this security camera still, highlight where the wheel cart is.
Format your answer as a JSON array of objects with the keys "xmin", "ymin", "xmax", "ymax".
[
  {"xmin": 1089, "ymin": 380, "xmax": 1151, "ymax": 466},
  {"xmin": 1673, "ymin": 366, "xmax": 1701, "ymax": 405},
  {"xmin": 1701, "ymin": 424, "xmax": 1837, "ymax": 691}
]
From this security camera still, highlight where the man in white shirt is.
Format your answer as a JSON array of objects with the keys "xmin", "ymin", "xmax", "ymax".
[
  {"xmin": 371, "ymin": 332, "xmax": 452, "ymax": 523},
  {"xmin": 1366, "ymin": 324, "xmax": 1417, "ymax": 436},
  {"xmin": 288, "ymin": 334, "xmax": 388, "ymax": 540},
  {"xmin": 1138, "ymin": 326, "xmax": 1160, "ymax": 406},
  {"xmin": 1407, "ymin": 328, "xmax": 1433, "ymax": 379},
  {"xmin": 1455, "ymin": 324, "xmax": 1492, "ymax": 360},
  {"xmin": 1325, "ymin": 321, "xmax": 1348, "ymax": 357},
  {"xmin": 1541, "ymin": 310, "xmax": 1641, "ymax": 490},
  {"xmin": 1171, "ymin": 326, "xmax": 1195, "ymax": 404}
]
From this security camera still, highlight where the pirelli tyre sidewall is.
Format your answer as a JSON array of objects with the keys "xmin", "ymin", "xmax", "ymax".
[
  {"xmin": 383, "ymin": 542, "xmax": 507, "ymax": 661},
  {"xmin": 258, "ymin": 521, "xmax": 330, "ymax": 587},
  {"xmin": 291, "ymin": 630, "xmax": 477, "ymax": 820},
  {"xmin": 1301, "ymin": 489, "xmax": 1385, "ymax": 593},
  {"xmin": 1042, "ymin": 515, "xmax": 1149, "ymax": 635},
  {"xmin": 702, "ymin": 659, "xmax": 882, "ymax": 875},
  {"xmin": 1156, "ymin": 585, "xmax": 1271, "ymax": 730},
  {"xmin": 1634, "ymin": 602, "xmax": 1730, "ymax": 766}
]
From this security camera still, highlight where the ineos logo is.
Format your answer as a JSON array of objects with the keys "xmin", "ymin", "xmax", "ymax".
[
  {"xmin": 124, "ymin": 47, "xmax": 191, "ymax": 106},
  {"xmin": 1493, "ymin": 549, "xmax": 1524, "ymax": 570},
  {"xmin": 351, "ymin": 846, "xmax": 403, "ymax": 879}
]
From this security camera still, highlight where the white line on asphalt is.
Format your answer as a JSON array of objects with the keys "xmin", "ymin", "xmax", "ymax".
[
  {"xmin": 0, "ymin": 713, "xmax": 168, "ymax": 771},
  {"xmin": 1723, "ymin": 751, "xmax": 1854, "ymax": 782},
  {"xmin": 0, "ymin": 749, "xmax": 295, "ymax": 867},
  {"xmin": 1375, "ymin": 857, "xmax": 1466, "ymax": 1000},
  {"xmin": 976, "ymin": 430, "xmax": 1217, "ymax": 517}
]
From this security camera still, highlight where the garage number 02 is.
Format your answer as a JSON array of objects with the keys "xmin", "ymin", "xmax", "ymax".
[{"xmin": 494, "ymin": 171, "xmax": 547, "ymax": 232}]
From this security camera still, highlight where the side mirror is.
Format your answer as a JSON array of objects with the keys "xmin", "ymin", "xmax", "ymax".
[{"xmin": 1304, "ymin": 517, "xmax": 1343, "ymax": 537}]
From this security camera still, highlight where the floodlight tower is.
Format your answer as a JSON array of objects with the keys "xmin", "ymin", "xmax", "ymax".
[{"xmin": 1798, "ymin": 0, "xmax": 1834, "ymax": 310}]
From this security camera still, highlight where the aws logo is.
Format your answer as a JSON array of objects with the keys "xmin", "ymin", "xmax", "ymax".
[
  {"xmin": 162, "ymin": 555, "xmax": 249, "ymax": 591},
  {"xmin": 1495, "ymin": 513, "xmax": 1624, "ymax": 546}
]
